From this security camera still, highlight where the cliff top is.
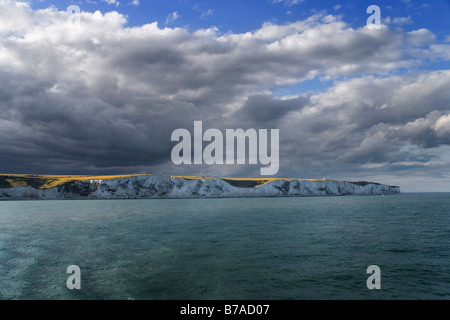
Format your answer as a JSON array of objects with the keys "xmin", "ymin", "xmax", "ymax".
[{"xmin": 0, "ymin": 174, "xmax": 396, "ymax": 190}]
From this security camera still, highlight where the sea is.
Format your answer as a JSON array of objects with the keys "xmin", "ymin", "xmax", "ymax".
[{"xmin": 0, "ymin": 193, "xmax": 449, "ymax": 300}]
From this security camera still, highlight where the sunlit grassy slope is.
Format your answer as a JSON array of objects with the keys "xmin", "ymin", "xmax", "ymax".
[
  {"xmin": 173, "ymin": 176, "xmax": 328, "ymax": 188},
  {"xmin": 0, "ymin": 174, "xmax": 149, "ymax": 189},
  {"xmin": 0, "ymin": 174, "xmax": 331, "ymax": 190}
]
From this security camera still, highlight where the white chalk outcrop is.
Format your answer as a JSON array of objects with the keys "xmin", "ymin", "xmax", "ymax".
[{"xmin": 0, "ymin": 175, "xmax": 400, "ymax": 200}]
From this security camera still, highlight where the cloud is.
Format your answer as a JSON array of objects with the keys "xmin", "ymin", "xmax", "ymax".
[
  {"xmin": 383, "ymin": 16, "xmax": 413, "ymax": 26},
  {"xmin": 0, "ymin": 0, "xmax": 449, "ymax": 187},
  {"xmin": 200, "ymin": 8, "xmax": 214, "ymax": 19},
  {"xmin": 103, "ymin": 0, "xmax": 120, "ymax": 7},
  {"xmin": 234, "ymin": 94, "xmax": 308, "ymax": 124},
  {"xmin": 270, "ymin": 0, "xmax": 304, "ymax": 6},
  {"xmin": 165, "ymin": 11, "xmax": 180, "ymax": 25},
  {"xmin": 407, "ymin": 28, "xmax": 436, "ymax": 46},
  {"xmin": 280, "ymin": 71, "xmax": 450, "ymax": 176},
  {"xmin": 434, "ymin": 114, "xmax": 450, "ymax": 137}
]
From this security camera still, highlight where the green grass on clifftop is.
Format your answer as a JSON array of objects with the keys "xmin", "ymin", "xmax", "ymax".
[{"xmin": 0, "ymin": 174, "xmax": 387, "ymax": 190}]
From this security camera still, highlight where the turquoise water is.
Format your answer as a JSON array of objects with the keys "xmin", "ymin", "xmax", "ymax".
[{"xmin": 0, "ymin": 193, "xmax": 449, "ymax": 300}]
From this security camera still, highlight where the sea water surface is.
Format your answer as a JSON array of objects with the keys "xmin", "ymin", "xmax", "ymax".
[{"xmin": 0, "ymin": 193, "xmax": 449, "ymax": 300}]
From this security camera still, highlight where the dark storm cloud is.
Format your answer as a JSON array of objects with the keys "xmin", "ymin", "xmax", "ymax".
[{"xmin": 235, "ymin": 94, "xmax": 308, "ymax": 124}]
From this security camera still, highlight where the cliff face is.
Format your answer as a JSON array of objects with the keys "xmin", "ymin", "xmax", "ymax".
[{"xmin": 0, "ymin": 175, "xmax": 400, "ymax": 200}]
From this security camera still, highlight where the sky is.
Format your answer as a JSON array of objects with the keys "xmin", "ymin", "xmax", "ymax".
[{"xmin": 0, "ymin": 0, "xmax": 449, "ymax": 192}]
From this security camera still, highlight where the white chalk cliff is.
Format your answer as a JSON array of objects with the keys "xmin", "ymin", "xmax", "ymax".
[{"xmin": 0, "ymin": 175, "xmax": 400, "ymax": 200}]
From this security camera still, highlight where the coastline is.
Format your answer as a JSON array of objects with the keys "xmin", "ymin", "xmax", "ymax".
[{"xmin": 0, "ymin": 174, "xmax": 400, "ymax": 200}]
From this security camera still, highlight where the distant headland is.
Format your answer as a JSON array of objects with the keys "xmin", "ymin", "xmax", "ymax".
[{"xmin": 0, "ymin": 174, "xmax": 400, "ymax": 200}]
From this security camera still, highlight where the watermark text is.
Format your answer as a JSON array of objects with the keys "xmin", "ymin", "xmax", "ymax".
[{"xmin": 171, "ymin": 121, "xmax": 279, "ymax": 175}]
